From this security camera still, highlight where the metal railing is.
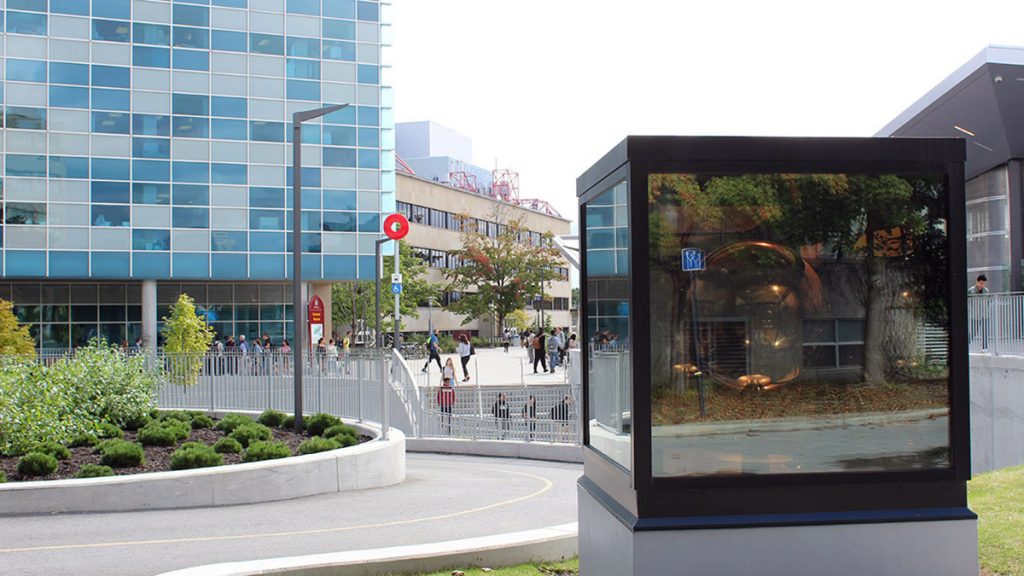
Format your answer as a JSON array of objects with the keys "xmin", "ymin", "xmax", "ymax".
[
  {"xmin": 419, "ymin": 383, "xmax": 580, "ymax": 443},
  {"xmin": 968, "ymin": 292, "xmax": 1024, "ymax": 356}
]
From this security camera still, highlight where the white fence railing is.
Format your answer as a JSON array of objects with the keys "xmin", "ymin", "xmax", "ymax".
[{"xmin": 968, "ymin": 292, "xmax": 1024, "ymax": 357}]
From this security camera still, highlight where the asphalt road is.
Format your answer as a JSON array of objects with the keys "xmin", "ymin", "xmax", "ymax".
[{"xmin": 0, "ymin": 454, "xmax": 582, "ymax": 576}]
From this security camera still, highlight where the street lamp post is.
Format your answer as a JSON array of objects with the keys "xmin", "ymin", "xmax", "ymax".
[
  {"xmin": 375, "ymin": 237, "xmax": 390, "ymax": 348},
  {"xmin": 292, "ymin": 103, "xmax": 348, "ymax": 434}
]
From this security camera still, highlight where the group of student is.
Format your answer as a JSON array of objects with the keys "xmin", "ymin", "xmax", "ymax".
[{"xmin": 525, "ymin": 328, "xmax": 577, "ymax": 373}]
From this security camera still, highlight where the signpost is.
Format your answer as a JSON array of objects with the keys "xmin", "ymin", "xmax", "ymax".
[{"xmin": 376, "ymin": 213, "xmax": 410, "ymax": 351}]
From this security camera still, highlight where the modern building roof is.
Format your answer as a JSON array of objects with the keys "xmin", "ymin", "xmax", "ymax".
[{"xmin": 878, "ymin": 45, "xmax": 1024, "ymax": 179}]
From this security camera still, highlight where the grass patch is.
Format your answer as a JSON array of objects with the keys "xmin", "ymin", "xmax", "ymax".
[
  {"xmin": 396, "ymin": 558, "xmax": 578, "ymax": 576},
  {"xmin": 971, "ymin": 464, "xmax": 1024, "ymax": 576}
]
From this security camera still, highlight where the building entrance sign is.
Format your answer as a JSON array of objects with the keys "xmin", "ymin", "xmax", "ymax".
[{"xmin": 308, "ymin": 295, "xmax": 325, "ymax": 349}]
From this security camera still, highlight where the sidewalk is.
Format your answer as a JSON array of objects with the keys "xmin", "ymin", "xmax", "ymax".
[{"xmin": 415, "ymin": 346, "xmax": 572, "ymax": 387}]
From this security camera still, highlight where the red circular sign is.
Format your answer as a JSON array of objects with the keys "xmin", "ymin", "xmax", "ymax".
[{"xmin": 383, "ymin": 213, "xmax": 410, "ymax": 240}]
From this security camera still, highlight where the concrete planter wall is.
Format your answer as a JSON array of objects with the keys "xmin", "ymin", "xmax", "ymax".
[
  {"xmin": 970, "ymin": 354, "xmax": 1024, "ymax": 473},
  {"xmin": 0, "ymin": 422, "xmax": 405, "ymax": 516}
]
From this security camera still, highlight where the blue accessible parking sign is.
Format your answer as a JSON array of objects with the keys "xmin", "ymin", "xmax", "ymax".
[
  {"xmin": 391, "ymin": 283, "xmax": 403, "ymax": 294},
  {"xmin": 681, "ymin": 248, "xmax": 705, "ymax": 272}
]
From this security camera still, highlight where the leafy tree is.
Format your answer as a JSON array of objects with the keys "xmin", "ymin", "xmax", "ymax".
[
  {"xmin": 0, "ymin": 299, "xmax": 36, "ymax": 356},
  {"xmin": 445, "ymin": 209, "xmax": 564, "ymax": 334},
  {"xmin": 506, "ymin": 309, "xmax": 531, "ymax": 332},
  {"xmin": 161, "ymin": 293, "xmax": 215, "ymax": 387}
]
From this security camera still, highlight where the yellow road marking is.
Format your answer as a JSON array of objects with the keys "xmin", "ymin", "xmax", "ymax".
[{"xmin": 0, "ymin": 466, "xmax": 554, "ymax": 554}]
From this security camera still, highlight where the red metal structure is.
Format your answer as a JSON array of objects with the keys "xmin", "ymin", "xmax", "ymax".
[{"xmin": 491, "ymin": 168, "xmax": 520, "ymax": 203}]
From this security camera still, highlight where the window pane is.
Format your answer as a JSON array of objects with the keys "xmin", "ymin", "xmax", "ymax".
[
  {"xmin": 134, "ymin": 23, "xmax": 171, "ymax": 46},
  {"xmin": 92, "ymin": 19, "xmax": 130, "ymax": 42}
]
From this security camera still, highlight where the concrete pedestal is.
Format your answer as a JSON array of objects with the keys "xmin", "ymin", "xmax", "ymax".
[{"xmin": 579, "ymin": 484, "xmax": 978, "ymax": 576}]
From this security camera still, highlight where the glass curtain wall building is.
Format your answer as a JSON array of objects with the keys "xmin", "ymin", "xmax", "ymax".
[{"xmin": 0, "ymin": 0, "xmax": 394, "ymax": 349}]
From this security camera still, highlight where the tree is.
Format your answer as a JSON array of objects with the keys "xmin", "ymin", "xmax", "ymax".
[
  {"xmin": 161, "ymin": 293, "xmax": 215, "ymax": 387},
  {"xmin": 445, "ymin": 208, "xmax": 564, "ymax": 334},
  {"xmin": 0, "ymin": 299, "xmax": 36, "ymax": 356},
  {"xmin": 506, "ymin": 309, "xmax": 531, "ymax": 332}
]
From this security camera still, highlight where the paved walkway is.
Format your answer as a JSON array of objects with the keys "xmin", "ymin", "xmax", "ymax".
[
  {"xmin": 0, "ymin": 454, "xmax": 581, "ymax": 576},
  {"xmin": 413, "ymin": 346, "xmax": 573, "ymax": 387}
]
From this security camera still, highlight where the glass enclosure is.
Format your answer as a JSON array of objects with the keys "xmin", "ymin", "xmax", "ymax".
[
  {"xmin": 648, "ymin": 172, "xmax": 951, "ymax": 477},
  {"xmin": 585, "ymin": 180, "xmax": 632, "ymax": 470}
]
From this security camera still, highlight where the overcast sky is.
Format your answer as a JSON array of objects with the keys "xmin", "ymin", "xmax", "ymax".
[{"xmin": 389, "ymin": 0, "xmax": 1024, "ymax": 221}]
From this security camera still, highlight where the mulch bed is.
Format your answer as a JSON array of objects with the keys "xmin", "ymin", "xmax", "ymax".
[{"xmin": 0, "ymin": 421, "xmax": 368, "ymax": 483}]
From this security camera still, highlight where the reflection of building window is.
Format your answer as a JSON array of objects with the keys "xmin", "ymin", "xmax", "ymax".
[{"xmin": 802, "ymin": 319, "xmax": 864, "ymax": 368}]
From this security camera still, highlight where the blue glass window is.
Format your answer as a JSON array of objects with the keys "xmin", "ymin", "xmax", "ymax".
[
  {"xmin": 322, "ymin": 40, "xmax": 355, "ymax": 61},
  {"xmin": 285, "ymin": 166, "xmax": 321, "ymax": 188},
  {"xmin": 93, "ymin": 111, "xmax": 130, "ymax": 134},
  {"xmin": 211, "ymin": 29, "xmax": 246, "ymax": 52},
  {"xmin": 133, "ymin": 182, "xmax": 171, "ymax": 204},
  {"xmin": 211, "ymin": 254, "xmax": 247, "ymax": 278},
  {"xmin": 358, "ymin": 127, "xmax": 379, "ymax": 147},
  {"xmin": 323, "ymin": 0, "xmax": 354, "ymax": 19},
  {"xmin": 52, "ymin": 0, "xmax": 89, "ymax": 15},
  {"xmin": 211, "ymin": 96, "xmax": 246, "ymax": 118},
  {"xmin": 172, "ymin": 93, "xmax": 209, "ymax": 115},
  {"xmin": 172, "ymin": 116, "xmax": 209, "ymax": 138},
  {"xmin": 287, "ymin": 0, "xmax": 318, "ymax": 15},
  {"xmin": 173, "ymin": 26, "xmax": 209, "ymax": 49},
  {"xmin": 250, "ymin": 121, "xmax": 284, "ymax": 142},
  {"xmin": 6, "ymin": 251, "xmax": 47, "ymax": 276},
  {"xmin": 50, "ymin": 62, "xmax": 89, "ymax": 84},
  {"xmin": 173, "ymin": 184, "xmax": 208, "ymax": 205},
  {"xmin": 173, "ymin": 4, "xmax": 208, "ymax": 26},
  {"xmin": 173, "ymin": 254, "xmax": 208, "ymax": 277},
  {"xmin": 50, "ymin": 252, "xmax": 89, "ymax": 277},
  {"xmin": 322, "ymin": 105, "xmax": 356, "ymax": 125},
  {"xmin": 5, "ymin": 106, "xmax": 46, "ymax": 129},
  {"xmin": 93, "ymin": 253, "xmax": 131, "ymax": 278},
  {"xmin": 324, "ymin": 255, "xmax": 357, "ymax": 279},
  {"xmin": 6, "ymin": 59, "xmax": 46, "ymax": 82},
  {"xmin": 323, "ymin": 125, "xmax": 356, "ymax": 145},
  {"xmin": 93, "ymin": 0, "xmax": 130, "ymax": 19},
  {"xmin": 249, "ymin": 33, "xmax": 284, "ymax": 55},
  {"xmin": 6, "ymin": 154, "xmax": 46, "ymax": 177},
  {"xmin": 249, "ymin": 187, "xmax": 283, "ymax": 208},
  {"xmin": 49, "ymin": 156, "xmax": 89, "ymax": 179},
  {"xmin": 172, "ymin": 161, "xmax": 209, "ymax": 183},
  {"xmin": 211, "ymin": 119, "xmax": 246, "ymax": 140},
  {"xmin": 357, "ymin": 212, "xmax": 379, "ymax": 233},
  {"xmin": 211, "ymin": 163, "xmax": 246, "ymax": 184},
  {"xmin": 11, "ymin": 0, "xmax": 46, "ymax": 9},
  {"xmin": 132, "ymin": 253, "xmax": 170, "ymax": 278},
  {"xmin": 93, "ymin": 19, "xmax": 130, "ymax": 42},
  {"xmin": 287, "ymin": 37, "xmax": 320, "ymax": 58},
  {"xmin": 301, "ymin": 188, "xmax": 321, "ymax": 208},
  {"xmin": 5, "ymin": 202, "xmax": 46, "ymax": 224},
  {"xmin": 211, "ymin": 0, "xmax": 245, "ymax": 7},
  {"xmin": 172, "ymin": 207, "xmax": 209, "ymax": 228},
  {"xmin": 133, "ymin": 137, "xmax": 170, "ymax": 159},
  {"xmin": 133, "ymin": 114, "xmax": 171, "ymax": 136},
  {"xmin": 91, "ymin": 181, "xmax": 130, "ymax": 203},
  {"xmin": 211, "ymin": 231, "xmax": 246, "ymax": 251},
  {"xmin": 322, "ymin": 18, "xmax": 354, "ymax": 40},
  {"xmin": 302, "ymin": 233, "xmax": 321, "ymax": 253},
  {"xmin": 133, "ymin": 229, "xmax": 170, "ymax": 250},
  {"xmin": 286, "ymin": 79, "xmax": 319, "ymax": 101},
  {"xmin": 134, "ymin": 22, "xmax": 171, "ymax": 45},
  {"xmin": 132, "ymin": 160, "xmax": 170, "ymax": 182},
  {"xmin": 91, "ymin": 88, "xmax": 130, "ymax": 110},
  {"xmin": 134, "ymin": 46, "xmax": 171, "ymax": 68},
  {"xmin": 6, "ymin": 11, "xmax": 47, "ymax": 35},
  {"xmin": 322, "ymin": 189, "xmax": 356, "ymax": 210},
  {"xmin": 91, "ymin": 65, "xmax": 130, "ymax": 88},
  {"xmin": 357, "ymin": 64, "xmax": 379, "ymax": 84},
  {"xmin": 323, "ymin": 147, "xmax": 355, "ymax": 167},
  {"xmin": 92, "ymin": 205, "xmax": 130, "ymax": 226},
  {"xmin": 356, "ymin": 1, "xmax": 378, "ymax": 21},
  {"xmin": 92, "ymin": 158, "xmax": 130, "ymax": 181},
  {"xmin": 357, "ymin": 106, "xmax": 379, "ymax": 126},
  {"xmin": 250, "ymin": 231, "xmax": 284, "ymax": 251},
  {"xmin": 301, "ymin": 211, "xmax": 320, "ymax": 232},
  {"xmin": 250, "ymin": 210, "xmax": 285, "ymax": 230},
  {"xmin": 286, "ymin": 124, "xmax": 320, "ymax": 144},
  {"xmin": 286, "ymin": 58, "xmax": 320, "ymax": 79},
  {"xmin": 173, "ymin": 49, "xmax": 209, "ymax": 71},
  {"xmin": 357, "ymin": 149, "xmax": 379, "ymax": 169},
  {"xmin": 322, "ymin": 211, "xmax": 354, "ymax": 232},
  {"xmin": 250, "ymin": 254, "xmax": 284, "ymax": 278}
]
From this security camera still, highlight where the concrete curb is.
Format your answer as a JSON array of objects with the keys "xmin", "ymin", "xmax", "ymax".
[
  {"xmin": 0, "ymin": 422, "xmax": 405, "ymax": 516},
  {"xmin": 156, "ymin": 523, "xmax": 579, "ymax": 576},
  {"xmin": 407, "ymin": 438, "xmax": 583, "ymax": 463}
]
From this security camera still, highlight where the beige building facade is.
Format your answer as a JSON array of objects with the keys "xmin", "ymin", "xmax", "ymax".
[{"xmin": 396, "ymin": 173, "xmax": 572, "ymax": 338}]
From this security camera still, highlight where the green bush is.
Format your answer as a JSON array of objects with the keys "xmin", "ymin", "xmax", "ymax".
[
  {"xmin": 323, "ymin": 424, "xmax": 359, "ymax": 440},
  {"xmin": 75, "ymin": 464, "xmax": 114, "ymax": 478},
  {"xmin": 98, "ymin": 440, "xmax": 144, "ymax": 468},
  {"xmin": 158, "ymin": 411, "xmax": 192, "ymax": 424},
  {"xmin": 31, "ymin": 441, "xmax": 71, "ymax": 460},
  {"xmin": 17, "ymin": 452, "xmax": 58, "ymax": 477},
  {"xmin": 170, "ymin": 443, "xmax": 223, "ymax": 470},
  {"xmin": 298, "ymin": 436, "xmax": 341, "ymax": 455},
  {"xmin": 335, "ymin": 434, "xmax": 359, "ymax": 447},
  {"xmin": 257, "ymin": 409, "xmax": 287, "ymax": 427},
  {"xmin": 243, "ymin": 440, "xmax": 292, "ymax": 462},
  {"xmin": 0, "ymin": 470, "xmax": 6, "ymax": 483},
  {"xmin": 212, "ymin": 437, "xmax": 242, "ymax": 454},
  {"xmin": 137, "ymin": 424, "xmax": 179, "ymax": 447},
  {"xmin": 304, "ymin": 413, "xmax": 341, "ymax": 437},
  {"xmin": 68, "ymin": 433, "xmax": 100, "ymax": 448},
  {"xmin": 122, "ymin": 412, "xmax": 151, "ymax": 431},
  {"xmin": 215, "ymin": 413, "xmax": 252, "ymax": 434},
  {"xmin": 280, "ymin": 414, "xmax": 303, "ymax": 431},
  {"xmin": 96, "ymin": 422, "xmax": 124, "ymax": 439},
  {"xmin": 190, "ymin": 414, "xmax": 214, "ymax": 429},
  {"xmin": 229, "ymin": 423, "xmax": 273, "ymax": 448}
]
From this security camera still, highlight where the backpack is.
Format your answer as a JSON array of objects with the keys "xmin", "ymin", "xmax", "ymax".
[{"xmin": 532, "ymin": 337, "xmax": 542, "ymax": 350}]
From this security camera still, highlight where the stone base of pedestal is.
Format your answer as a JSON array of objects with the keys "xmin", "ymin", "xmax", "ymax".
[{"xmin": 579, "ymin": 483, "xmax": 978, "ymax": 576}]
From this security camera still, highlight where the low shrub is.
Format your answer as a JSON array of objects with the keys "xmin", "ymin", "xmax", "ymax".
[
  {"xmin": 229, "ymin": 423, "xmax": 273, "ymax": 448},
  {"xmin": 137, "ymin": 424, "xmax": 179, "ymax": 447},
  {"xmin": 212, "ymin": 437, "xmax": 242, "ymax": 454},
  {"xmin": 75, "ymin": 464, "xmax": 114, "ymax": 478},
  {"xmin": 335, "ymin": 434, "xmax": 359, "ymax": 447},
  {"xmin": 170, "ymin": 443, "xmax": 223, "ymax": 470},
  {"xmin": 67, "ymin": 433, "xmax": 100, "ymax": 448},
  {"xmin": 17, "ymin": 452, "xmax": 58, "ymax": 477},
  {"xmin": 280, "ymin": 414, "xmax": 303, "ymax": 431},
  {"xmin": 31, "ymin": 441, "xmax": 71, "ymax": 460},
  {"xmin": 98, "ymin": 440, "xmax": 144, "ymax": 468},
  {"xmin": 122, "ymin": 412, "xmax": 151, "ymax": 431},
  {"xmin": 305, "ymin": 413, "xmax": 341, "ymax": 437},
  {"xmin": 323, "ymin": 424, "xmax": 358, "ymax": 441},
  {"xmin": 96, "ymin": 422, "xmax": 124, "ymax": 439},
  {"xmin": 243, "ymin": 440, "xmax": 292, "ymax": 462},
  {"xmin": 190, "ymin": 414, "xmax": 214, "ymax": 429},
  {"xmin": 158, "ymin": 411, "xmax": 192, "ymax": 425},
  {"xmin": 297, "ymin": 436, "xmax": 341, "ymax": 455},
  {"xmin": 257, "ymin": 409, "xmax": 287, "ymax": 428},
  {"xmin": 0, "ymin": 470, "xmax": 6, "ymax": 483},
  {"xmin": 215, "ymin": 413, "xmax": 252, "ymax": 434}
]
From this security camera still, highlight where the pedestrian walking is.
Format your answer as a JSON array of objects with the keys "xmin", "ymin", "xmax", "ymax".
[
  {"xmin": 457, "ymin": 334, "xmax": 472, "ymax": 382},
  {"xmin": 547, "ymin": 328, "xmax": 561, "ymax": 373},
  {"xmin": 442, "ymin": 357, "xmax": 457, "ymax": 386},
  {"xmin": 422, "ymin": 329, "xmax": 443, "ymax": 373},
  {"xmin": 532, "ymin": 331, "xmax": 547, "ymax": 373},
  {"xmin": 341, "ymin": 330, "xmax": 352, "ymax": 374},
  {"xmin": 437, "ymin": 379, "xmax": 455, "ymax": 434},
  {"xmin": 492, "ymin": 392, "xmax": 511, "ymax": 439},
  {"xmin": 968, "ymin": 273, "xmax": 990, "ymax": 350}
]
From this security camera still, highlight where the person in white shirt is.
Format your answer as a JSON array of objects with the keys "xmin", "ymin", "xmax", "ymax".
[{"xmin": 456, "ymin": 334, "xmax": 472, "ymax": 382}]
